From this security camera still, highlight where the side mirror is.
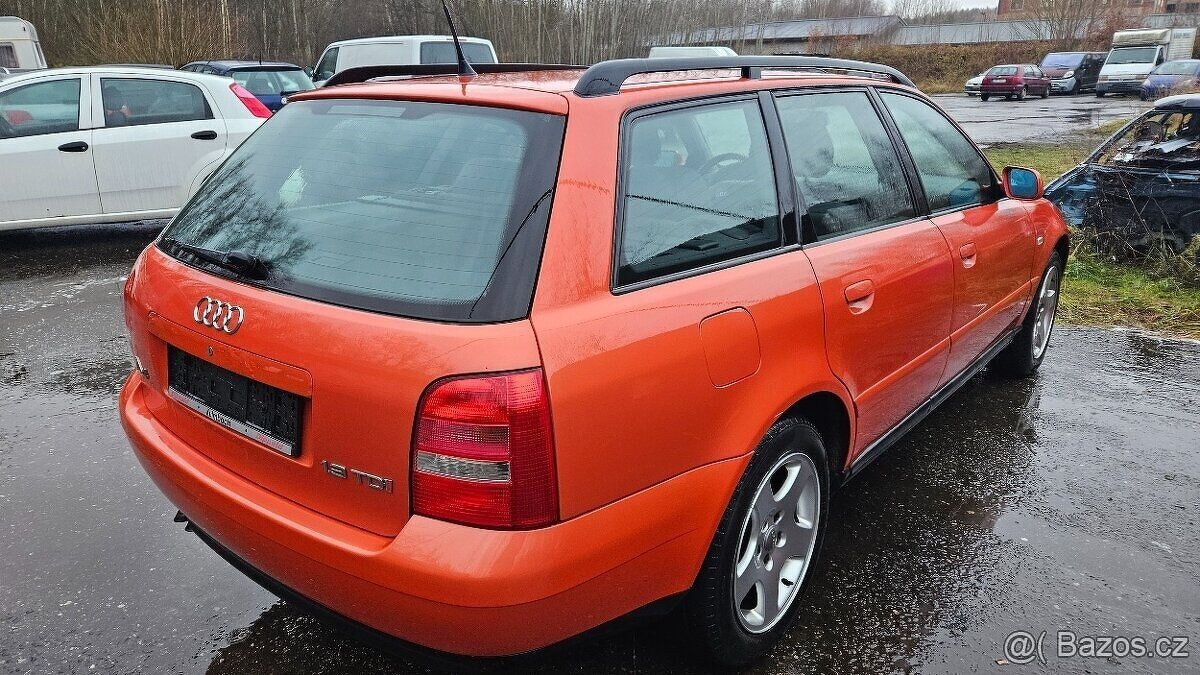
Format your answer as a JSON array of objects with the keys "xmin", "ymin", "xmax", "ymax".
[{"xmin": 1003, "ymin": 166, "xmax": 1044, "ymax": 200}]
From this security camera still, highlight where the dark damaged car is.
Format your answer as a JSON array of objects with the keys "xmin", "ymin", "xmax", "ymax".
[{"xmin": 1046, "ymin": 94, "xmax": 1200, "ymax": 255}]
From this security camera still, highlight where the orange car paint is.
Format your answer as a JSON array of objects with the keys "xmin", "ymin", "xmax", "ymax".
[{"xmin": 119, "ymin": 69, "xmax": 1070, "ymax": 656}]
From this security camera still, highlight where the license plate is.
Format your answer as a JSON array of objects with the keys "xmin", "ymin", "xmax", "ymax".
[
  {"xmin": 993, "ymin": 78, "xmax": 1007, "ymax": 83},
  {"xmin": 167, "ymin": 347, "xmax": 303, "ymax": 456}
]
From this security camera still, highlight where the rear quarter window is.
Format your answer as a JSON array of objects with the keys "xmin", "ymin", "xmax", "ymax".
[{"xmin": 159, "ymin": 99, "xmax": 565, "ymax": 323}]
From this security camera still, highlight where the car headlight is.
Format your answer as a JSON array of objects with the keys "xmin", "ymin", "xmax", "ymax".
[{"xmin": 1062, "ymin": 70, "xmax": 1074, "ymax": 79}]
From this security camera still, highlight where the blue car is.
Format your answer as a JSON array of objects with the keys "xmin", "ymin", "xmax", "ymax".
[
  {"xmin": 1140, "ymin": 59, "xmax": 1200, "ymax": 101},
  {"xmin": 179, "ymin": 60, "xmax": 314, "ymax": 112}
]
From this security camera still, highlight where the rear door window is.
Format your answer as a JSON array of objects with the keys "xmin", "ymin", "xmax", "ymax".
[
  {"xmin": 100, "ymin": 78, "xmax": 211, "ymax": 127},
  {"xmin": 0, "ymin": 78, "xmax": 81, "ymax": 137},
  {"xmin": 776, "ymin": 91, "xmax": 915, "ymax": 240},
  {"xmin": 617, "ymin": 98, "xmax": 781, "ymax": 286},
  {"xmin": 159, "ymin": 99, "xmax": 565, "ymax": 323},
  {"xmin": 881, "ymin": 92, "xmax": 997, "ymax": 212}
]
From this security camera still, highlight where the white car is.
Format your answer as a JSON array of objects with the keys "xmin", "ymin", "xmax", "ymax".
[
  {"xmin": 0, "ymin": 66, "xmax": 268, "ymax": 232},
  {"xmin": 965, "ymin": 73, "xmax": 984, "ymax": 96},
  {"xmin": 312, "ymin": 35, "xmax": 497, "ymax": 86}
]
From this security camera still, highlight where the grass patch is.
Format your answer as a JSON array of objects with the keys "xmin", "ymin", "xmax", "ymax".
[
  {"xmin": 983, "ymin": 143, "xmax": 1091, "ymax": 181},
  {"xmin": 1061, "ymin": 252, "xmax": 1200, "ymax": 339}
]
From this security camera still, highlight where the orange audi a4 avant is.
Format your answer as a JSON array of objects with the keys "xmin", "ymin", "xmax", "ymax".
[{"xmin": 119, "ymin": 57, "xmax": 1068, "ymax": 666}]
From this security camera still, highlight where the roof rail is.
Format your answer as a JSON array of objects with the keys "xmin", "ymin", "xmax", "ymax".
[
  {"xmin": 572, "ymin": 56, "xmax": 915, "ymax": 97},
  {"xmin": 324, "ymin": 63, "xmax": 587, "ymax": 88}
]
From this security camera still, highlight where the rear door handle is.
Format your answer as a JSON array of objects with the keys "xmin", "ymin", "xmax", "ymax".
[
  {"xmin": 190, "ymin": 130, "xmax": 218, "ymax": 140},
  {"xmin": 844, "ymin": 279, "xmax": 875, "ymax": 315},
  {"xmin": 959, "ymin": 242, "xmax": 978, "ymax": 269},
  {"xmin": 57, "ymin": 141, "xmax": 88, "ymax": 152}
]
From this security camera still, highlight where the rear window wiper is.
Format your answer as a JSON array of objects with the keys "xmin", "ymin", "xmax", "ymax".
[{"xmin": 161, "ymin": 238, "xmax": 271, "ymax": 281}]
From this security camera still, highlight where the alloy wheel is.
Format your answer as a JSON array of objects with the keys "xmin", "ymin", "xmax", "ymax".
[
  {"xmin": 731, "ymin": 451, "xmax": 820, "ymax": 634},
  {"xmin": 1032, "ymin": 265, "xmax": 1060, "ymax": 359}
]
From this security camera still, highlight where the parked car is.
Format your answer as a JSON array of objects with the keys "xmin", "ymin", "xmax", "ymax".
[
  {"xmin": 964, "ymin": 72, "xmax": 984, "ymax": 96},
  {"xmin": 180, "ymin": 60, "xmax": 313, "ymax": 112},
  {"xmin": 1039, "ymin": 51, "xmax": 1106, "ymax": 94},
  {"xmin": 980, "ymin": 64, "xmax": 1051, "ymax": 101},
  {"xmin": 0, "ymin": 66, "xmax": 268, "ymax": 232},
  {"xmin": 1098, "ymin": 28, "xmax": 1197, "ymax": 97},
  {"xmin": 1140, "ymin": 59, "xmax": 1200, "ymax": 100},
  {"xmin": 119, "ymin": 56, "xmax": 1067, "ymax": 667},
  {"xmin": 311, "ymin": 35, "xmax": 497, "ymax": 86},
  {"xmin": 1047, "ymin": 93, "xmax": 1200, "ymax": 256}
]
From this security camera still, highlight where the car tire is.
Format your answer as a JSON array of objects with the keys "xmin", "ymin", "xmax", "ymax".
[
  {"xmin": 980, "ymin": 94, "xmax": 990, "ymax": 101},
  {"xmin": 992, "ymin": 252, "xmax": 1063, "ymax": 377},
  {"xmin": 1096, "ymin": 91, "xmax": 1106, "ymax": 98},
  {"xmin": 685, "ymin": 417, "xmax": 830, "ymax": 667},
  {"xmin": 1040, "ymin": 87, "xmax": 1049, "ymax": 99},
  {"xmin": 1016, "ymin": 87, "xmax": 1027, "ymax": 101}
]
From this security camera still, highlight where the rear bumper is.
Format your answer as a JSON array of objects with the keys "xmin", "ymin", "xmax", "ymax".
[
  {"xmin": 119, "ymin": 374, "xmax": 744, "ymax": 656},
  {"xmin": 981, "ymin": 84, "xmax": 1025, "ymax": 95}
]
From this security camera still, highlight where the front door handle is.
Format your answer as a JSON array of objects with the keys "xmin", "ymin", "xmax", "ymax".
[
  {"xmin": 844, "ymin": 279, "xmax": 875, "ymax": 315},
  {"xmin": 190, "ymin": 130, "xmax": 218, "ymax": 140},
  {"xmin": 57, "ymin": 141, "xmax": 88, "ymax": 152},
  {"xmin": 959, "ymin": 242, "xmax": 978, "ymax": 269}
]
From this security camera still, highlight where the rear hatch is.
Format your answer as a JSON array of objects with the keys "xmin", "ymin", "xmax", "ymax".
[{"xmin": 127, "ymin": 96, "xmax": 565, "ymax": 536}]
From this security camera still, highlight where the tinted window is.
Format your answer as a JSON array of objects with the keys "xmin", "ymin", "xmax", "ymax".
[
  {"xmin": 882, "ymin": 92, "xmax": 996, "ymax": 212},
  {"xmin": 420, "ymin": 42, "xmax": 497, "ymax": 65},
  {"xmin": 0, "ymin": 78, "xmax": 80, "ymax": 138},
  {"xmin": 159, "ymin": 100, "xmax": 565, "ymax": 323},
  {"xmin": 101, "ymin": 78, "xmax": 211, "ymax": 127},
  {"xmin": 232, "ymin": 69, "xmax": 314, "ymax": 96},
  {"xmin": 776, "ymin": 91, "xmax": 914, "ymax": 240},
  {"xmin": 618, "ymin": 99, "xmax": 780, "ymax": 286}
]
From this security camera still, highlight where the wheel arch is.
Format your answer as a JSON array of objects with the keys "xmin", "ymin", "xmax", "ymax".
[{"xmin": 779, "ymin": 391, "xmax": 852, "ymax": 486}]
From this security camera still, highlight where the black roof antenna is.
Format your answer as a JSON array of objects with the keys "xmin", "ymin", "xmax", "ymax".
[{"xmin": 441, "ymin": 0, "xmax": 477, "ymax": 79}]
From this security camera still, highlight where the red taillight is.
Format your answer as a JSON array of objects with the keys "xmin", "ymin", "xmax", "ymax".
[
  {"xmin": 412, "ymin": 369, "xmax": 558, "ymax": 529},
  {"xmin": 229, "ymin": 82, "xmax": 272, "ymax": 118}
]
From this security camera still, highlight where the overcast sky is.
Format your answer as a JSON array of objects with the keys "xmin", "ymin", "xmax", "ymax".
[{"xmin": 950, "ymin": 0, "xmax": 1000, "ymax": 7}]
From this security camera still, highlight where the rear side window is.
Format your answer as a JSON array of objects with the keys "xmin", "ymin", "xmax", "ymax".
[
  {"xmin": 159, "ymin": 99, "xmax": 565, "ymax": 323},
  {"xmin": 882, "ymin": 93, "xmax": 996, "ymax": 212},
  {"xmin": 617, "ymin": 99, "xmax": 781, "ymax": 286},
  {"xmin": 0, "ymin": 78, "xmax": 80, "ymax": 137},
  {"xmin": 776, "ymin": 91, "xmax": 914, "ymax": 240},
  {"xmin": 420, "ymin": 42, "xmax": 497, "ymax": 65},
  {"xmin": 100, "ymin": 78, "xmax": 211, "ymax": 127},
  {"xmin": 232, "ymin": 69, "xmax": 314, "ymax": 96}
]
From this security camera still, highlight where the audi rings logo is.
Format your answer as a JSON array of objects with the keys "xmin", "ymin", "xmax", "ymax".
[{"xmin": 193, "ymin": 296, "xmax": 245, "ymax": 334}]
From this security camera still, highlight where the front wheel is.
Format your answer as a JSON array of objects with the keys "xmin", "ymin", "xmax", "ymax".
[
  {"xmin": 992, "ymin": 252, "xmax": 1063, "ymax": 377},
  {"xmin": 685, "ymin": 418, "xmax": 830, "ymax": 667},
  {"xmin": 1041, "ymin": 86, "xmax": 1050, "ymax": 99}
]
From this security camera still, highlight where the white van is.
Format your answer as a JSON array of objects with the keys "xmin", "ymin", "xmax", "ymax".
[
  {"xmin": 648, "ymin": 46, "xmax": 738, "ymax": 58},
  {"xmin": 312, "ymin": 35, "xmax": 498, "ymax": 86},
  {"xmin": 0, "ymin": 17, "xmax": 48, "ymax": 80}
]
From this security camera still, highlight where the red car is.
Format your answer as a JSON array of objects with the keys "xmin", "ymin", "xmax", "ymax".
[
  {"xmin": 119, "ymin": 56, "xmax": 1068, "ymax": 666},
  {"xmin": 981, "ymin": 64, "xmax": 1052, "ymax": 101}
]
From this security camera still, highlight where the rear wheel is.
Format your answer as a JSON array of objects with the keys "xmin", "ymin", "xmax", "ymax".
[
  {"xmin": 686, "ymin": 418, "xmax": 830, "ymax": 667},
  {"xmin": 1096, "ymin": 91, "xmax": 1106, "ymax": 98},
  {"xmin": 992, "ymin": 252, "xmax": 1062, "ymax": 377},
  {"xmin": 1016, "ymin": 86, "xmax": 1028, "ymax": 101},
  {"xmin": 980, "ymin": 94, "xmax": 990, "ymax": 101}
]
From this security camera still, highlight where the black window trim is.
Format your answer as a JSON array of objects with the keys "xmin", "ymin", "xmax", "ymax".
[
  {"xmin": 874, "ymin": 86, "xmax": 1006, "ymax": 220},
  {"xmin": 767, "ymin": 84, "xmax": 927, "ymax": 247},
  {"xmin": 610, "ymin": 92, "xmax": 797, "ymax": 295}
]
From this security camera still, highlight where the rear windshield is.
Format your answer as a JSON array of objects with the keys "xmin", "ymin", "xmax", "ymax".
[
  {"xmin": 1041, "ymin": 53, "xmax": 1083, "ymax": 69},
  {"xmin": 420, "ymin": 42, "xmax": 496, "ymax": 65},
  {"xmin": 158, "ymin": 99, "xmax": 565, "ymax": 323},
  {"xmin": 231, "ymin": 68, "xmax": 314, "ymax": 96},
  {"xmin": 988, "ymin": 66, "xmax": 1018, "ymax": 76}
]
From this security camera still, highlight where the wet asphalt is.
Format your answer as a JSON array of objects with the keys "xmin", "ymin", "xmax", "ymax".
[
  {"xmin": 932, "ymin": 93, "xmax": 1153, "ymax": 145},
  {"xmin": 1, "ymin": 221, "xmax": 1197, "ymax": 674}
]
